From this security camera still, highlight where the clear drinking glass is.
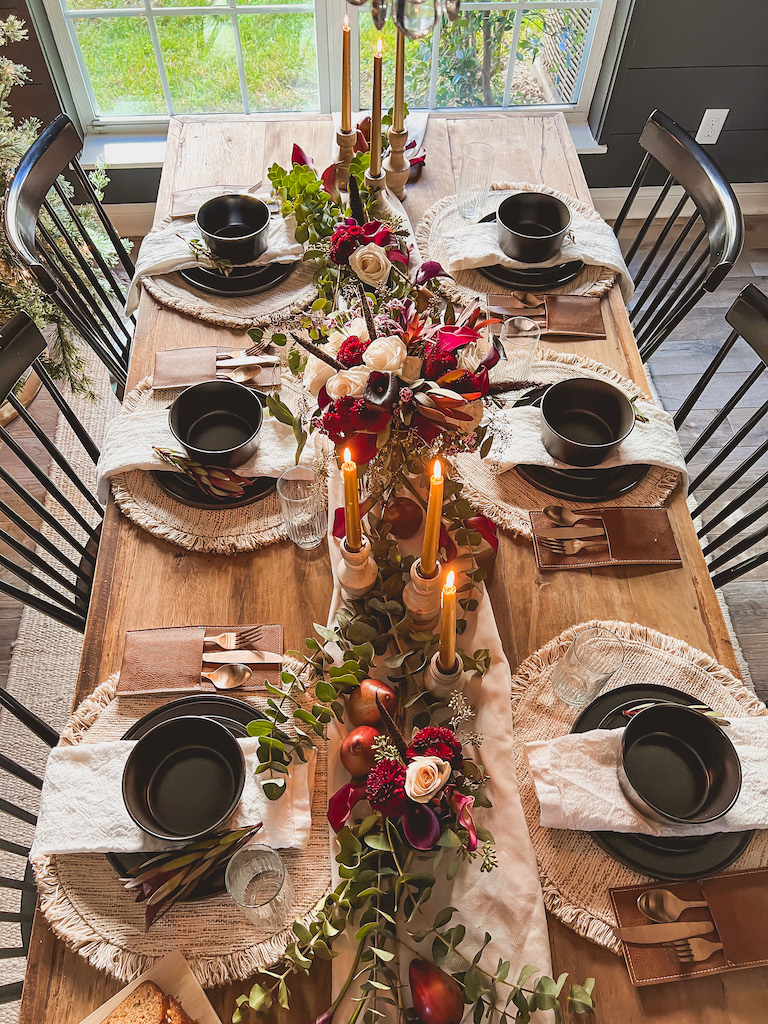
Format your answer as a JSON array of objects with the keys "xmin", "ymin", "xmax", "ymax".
[
  {"xmin": 499, "ymin": 316, "xmax": 540, "ymax": 380},
  {"xmin": 225, "ymin": 843, "xmax": 294, "ymax": 928},
  {"xmin": 550, "ymin": 626, "xmax": 625, "ymax": 708},
  {"xmin": 456, "ymin": 142, "xmax": 495, "ymax": 224},
  {"xmin": 277, "ymin": 466, "xmax": 326, "ymax": 549}
]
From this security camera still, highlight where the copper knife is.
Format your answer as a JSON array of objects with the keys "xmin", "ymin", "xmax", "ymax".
[
  {"xmin": 613, "ymin": 921, "xmax": 715, "ymax": 944},
  {"xmin": 534, "ymin": 526, "xmax": 606, "ymax": 540},
  {"xmin": 202, "ymin": 650, "xmax": 283, "ymax": 664}
]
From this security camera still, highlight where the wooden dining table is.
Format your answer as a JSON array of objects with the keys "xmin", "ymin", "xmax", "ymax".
[{"xmin": 19, "ymin": 112, "xmax": 768, "ymax": 1024}]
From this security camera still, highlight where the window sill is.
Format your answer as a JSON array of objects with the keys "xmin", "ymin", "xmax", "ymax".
[{"xmin": 81, "ymin": 118, "xmax": 606, "ymax": 169}]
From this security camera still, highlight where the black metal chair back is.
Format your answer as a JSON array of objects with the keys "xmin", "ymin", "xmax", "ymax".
[
  {"xmin": 0, "ymin": 687, "xmax": 57, "ymax": 1004},
  {"xmin": 0, "ymin": 312, "xmax": 102, "ymax": 632},
  {"xmin": 614, "ymin": 109, "xmax": 743, "ymax": 362},
  {"xmin": 4, "ymin": 114, "xmax": 135, "ymax": 399},
  {"xmin": 676, "ymin": 284, "xmax": 768, "ymax": 587}
]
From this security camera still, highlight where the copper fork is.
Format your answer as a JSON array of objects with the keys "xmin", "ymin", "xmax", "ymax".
[
  {"xmin": 539, "ymin": 537, "xmax": 609, "ymax": 556},
  {"xmin": 665, "ymin": 936, "xmax": 724, "ymax": 963},
  {"xmin": 204, "ymin": 626, "xmax": 265, "ymax": 649}
]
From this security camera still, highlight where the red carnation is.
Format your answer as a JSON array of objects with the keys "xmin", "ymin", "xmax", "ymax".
[
  {"xmin": 329, "ymin": 225, "xmax": 365, "ymax": 265},
  {"xmin": 423, "ymin": 343, "xmax": 458, "ymax": 380},
  {"xmin": 337, "ymin": 334, "xmax": 370, "ymax": 368},
  {"xmin": 366, "ymin": 758, "xmax": 408, "ymax": 817},
  {"xmin": 319, "ymin": 397, "xmax": 390, "ymax": 443},
  {"xmin": 406, "ymin": 727, "xmax": 464, "ymax": 770}
]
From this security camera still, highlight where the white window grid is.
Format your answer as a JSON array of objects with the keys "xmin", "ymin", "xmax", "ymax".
[{"xmin": 40, "ymin": 0, "xmax": 617, "ymax": 131}]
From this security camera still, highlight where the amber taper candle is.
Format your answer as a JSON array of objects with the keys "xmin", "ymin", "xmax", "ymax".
[
  {"xmin": 439, "ymin": 570, "xmax": 457, "ymax": 671},
  {"xmin": 370, "ymin": 38, "xmax": 383, "ymax": 176},
  {"xmin": 420, "ymin": 459, "xmax": 444, "ymax": 578},
  {"xmin": 393, "ymin": 31, "xmax": 405, "ymax": 133},
  {"xmin": 342, "ymin": 446, "xmax": 362, "ymax": 551},
  {"xmin": 341, "ymin": 14, "xmax": 351, "ymax": 133}
]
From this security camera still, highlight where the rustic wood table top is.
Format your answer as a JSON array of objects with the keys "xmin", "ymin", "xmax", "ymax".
[{"xmin": 19, "ymin": 112, "xmax": 767, "ymax": 1024}]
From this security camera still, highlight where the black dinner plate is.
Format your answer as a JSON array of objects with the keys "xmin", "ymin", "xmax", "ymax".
[
  {"xmin": 474, "ymin": 212, "xmax": 584, "ymax": 291},
  {"xmin": 511, "ymin": 384, "xmax": 650, "ymax": 502},
  {"xmin": 150, "ymin": 469, "xmax": 275, "ymax": 510},
  {"xmin": 179, "ymin": 260, "xmax": 296, "ymax": 298},
  {"xmin": 108, "ymin": 694, "xmax": 264, "ymax": 900},
  {"xmin": 571, "ymin": 683, "xmax": 754, "ymax": 879}
]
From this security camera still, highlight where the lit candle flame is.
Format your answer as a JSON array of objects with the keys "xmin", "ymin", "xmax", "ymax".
[
  {"xmin": 433, "ymin": 459, "xmax": 442, "ymax": 480},
  {"xmin": 446, "ymin": 570, "xmax": 455, "ymax": 589},
  {"xmin": 343, "ymin": 12, "xmax": 349, "ymax": 28},
  {"xmin": 376, "ymin": 38, "xmax": 383, "ymax": 57},
  {"xmin": 343, "ymin": 447, "xmax": 352, "ymax": 464}
]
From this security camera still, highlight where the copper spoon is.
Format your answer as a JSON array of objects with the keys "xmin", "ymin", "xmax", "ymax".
[
  {"xmin": 637, "ymin": 888, "xmax": 708, "ymax": 923},
  {"xmin": 202, "ymin": 663, "xmax": 252, "ymax": 690}
]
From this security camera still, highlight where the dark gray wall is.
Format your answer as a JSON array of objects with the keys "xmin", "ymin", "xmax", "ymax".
[{"xmin": 583, "ymin": 0, "xmax": 768, "ymax": 188}]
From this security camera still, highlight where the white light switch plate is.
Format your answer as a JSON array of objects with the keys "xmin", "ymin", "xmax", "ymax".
[{"xmin": 695, "ymin": 109, "xmax": 730, "ymax": 145}]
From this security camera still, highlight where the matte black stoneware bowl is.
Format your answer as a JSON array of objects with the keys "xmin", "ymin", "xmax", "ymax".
[
  {"xmin": 123, "ymin": 715, "xmax": 245, "ymax": 841},
  {"xmin": 618, "ymin": 704, "xmax": 741, "ymax": 824},
  {"xmin": 540, "ymin": 377, "xmax": 635, "ymax": 467},
  {"xmin": 169, "ymin": 379, "xmax": 263, "ymax": 468},
  {"xmin": 196, "ymin": 194, "xmax": 270, "ymax": 264},
  {"xmin": 496, "ymin": 192, "xmax": 572, "ymax": 263}
]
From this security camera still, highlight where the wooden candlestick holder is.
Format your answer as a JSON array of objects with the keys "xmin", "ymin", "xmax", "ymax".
[
  {"xmin": 339, "ymin": 535, "xmax": 378, "ymax": 599},
  {"xmin": 403, "ymin": 558, "xmax": 441, "ymax": 629},
  {"xmin": 382, "ymin": 126, "xmax": 410, "ymax": 200},
  {"xmin": 364, "ymin": 165, "xmax": 387, "ymax": 195},
  {"xmin": 424, "ymin": 651, "xmax": 466, "ymax": 698},
  {"xmin": 334, "ymin": 128, "xmax": 357, "ymax": 192}
]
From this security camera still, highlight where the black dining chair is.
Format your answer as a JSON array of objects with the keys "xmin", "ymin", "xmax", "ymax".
[
  {"xmin": 0, "ymin": 686, "xmax": 58, "ymax": 1005},
  {"xmin": 673, "ymin": 284, "xmax": 768, "ymax": 588},
  {"xmin": 4, "ymin": 114, "xmax": 135, "ymax": 400},
  {"xmin": 0, "ymin": 311, "xmax": 102, "ymax": 632},
  {"xmin": 613, "ymin": 109, "xmax": 744, "ymax": 363}
]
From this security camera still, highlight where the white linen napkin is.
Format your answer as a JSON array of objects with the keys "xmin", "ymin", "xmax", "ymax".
[
  {"xmin": 96, "ymin": 408, "xmax": 297, "ymax": 503},
  {"xmin": 441, "ymin": 192, "xmax": 634, "ymax": 302},
  {"xmin": 125, "ymin": 212, "xmax": 304, "ymax": 316},
  {"xmin": 525, "ymin": 720, "xmax": 768, "ymax": 836},
  {"xmin": 31, "ymin": 737, "xmax": 316, "ymax": 855},
  {"xmin": 485, "ymin": 400, "xmax": 689, "ymax": 494}
]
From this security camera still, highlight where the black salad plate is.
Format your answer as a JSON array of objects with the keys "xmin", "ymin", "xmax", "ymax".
[
  {"xmin": 474, "ymin": 213, "xmax": 583, "ymax": 291},
  {"xmin": 150, "ymin": 470, "xmax": 275, "ymax": 510},
  {"xmin": 108, "ymin": 694, "xmax": 264, "ymax": 900},
  {"xmin": 179, "ymin": 260, "xmax": 296, "ymax": 298},
  {"xmin": 571, "ymin": 683, "xmax": 754, "ymax": 879},
  {"xmin": 511, "ymin": 384, "xmax": 650, "ymax": 502}
]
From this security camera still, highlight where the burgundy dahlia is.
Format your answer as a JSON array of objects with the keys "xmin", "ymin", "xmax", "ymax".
[
  {"xmin": 337, "ymin": 334, "xmax": 370, "ymax": 368},
  {"xmin": 406, "ymin": 727, "xmax": 464, "ymax": 770},
  {"xmin": 329, "ymin": 225, "xmax": 365, "ymax": 265},
  {"xmin": 366, "ymin": 758, "xmax": 408, "ymax": 817}
]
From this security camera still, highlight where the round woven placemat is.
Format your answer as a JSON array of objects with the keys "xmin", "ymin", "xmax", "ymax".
[
  {"xmin": 30, "ymin": 665, "xmax": 331, "ymax": 986},
  {"xmin": 110, "ymin": 372, "xmax": 330, "ymax": 554},
  {"xmin": 453, "ymin": 348, "xmax": 680, "ymax": 536},
  {"xmin": 415, "ymin": 182, "xmax": 618, "ymax": 307},
  {"xmin": 511, "ymin": 619, "xmax": 768, "ymax": 954}
]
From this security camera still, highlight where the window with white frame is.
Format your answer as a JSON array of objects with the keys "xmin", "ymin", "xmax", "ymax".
[{"xmin": 39, "ymin": 0, "xmax": 617, "ymax": 131}]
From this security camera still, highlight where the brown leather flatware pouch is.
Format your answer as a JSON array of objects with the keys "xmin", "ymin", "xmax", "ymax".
[
  {"xmin": 610, "ymin": 869, "xmax": 768, "ymax": 986},
  {"xmin": 530, "ymin": 507, "xmax": 681, "ymax": 571},
  {"xmin": 117, "ymin": 623, "xmax": 284, "ymax": 694},
  {"xmin": 153, "ymin": 347, "xmax": 217, "ymax": 389},
  {"xmin": 486, "ymin": 292, "xmax": 606, "ymax": 338}
]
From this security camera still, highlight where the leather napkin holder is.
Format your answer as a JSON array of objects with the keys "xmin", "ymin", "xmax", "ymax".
[
  {"xmin": 486, "ymin": 292, "xmax": 606, "ymax": 338},
  {"xmin": 530, "ymin": 507, "xmax": 681, "ymax": 571},
  {"xmin": 117, "ymin": 623, "xmax": 284, "ymax": 695},
  {"xmin": 610, "ymin": 868, "xmax": 768, "ymax": 986}
]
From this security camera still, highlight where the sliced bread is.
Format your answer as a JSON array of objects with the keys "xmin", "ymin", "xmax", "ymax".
[{"xmin": 103, "ymin": 982, "xmax": 167, "ymax": 1024}]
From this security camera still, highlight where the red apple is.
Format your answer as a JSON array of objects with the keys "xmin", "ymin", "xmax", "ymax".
[
  {"xmin": 339, "ymin": 725, "xmax": 380, "ymax": 778},
  {"xmin": 348, "ymin": 679, "xmax": 396, "ymax": 727},
  {"xmin": 409, "ymin": 959, "xmax": 464, "ymax": 1024},
  {"xmin": 383, "ymin": 496, "xmax": 423, "ymax": 539}
]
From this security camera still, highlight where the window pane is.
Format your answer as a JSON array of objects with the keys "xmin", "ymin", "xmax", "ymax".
[
  {"xmin": 72, "ymin": 17, "xmax": 166, "ymax": 115},
  {"xmin": 239, "ymin": 13, "xmax": 318, "ymax": 110},
  {"xmin": 434, "ymin": 11, "xmax": 515, "ymax": 107},
  {"xmin": 155, "ymin": 14, "xmax": 243, "ymax": 112},
  {"xmin": 66, "ymin": 0, "xmax": 141, "ymax": 10},
  {"xmin": 358, "ymin": 14, "xmax": 430, "ymax": 110},
  {"xmin": 519, "ymin": 6, "xmax": 594, "ymax": 105}
]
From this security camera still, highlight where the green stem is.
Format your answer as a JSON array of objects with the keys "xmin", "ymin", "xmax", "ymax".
[
  {"xmin": 385, "ymin": 818, "xmax": 405, "ymax": 877},
  {"xmin": 325, "ymin": 935, "xmax": 367, "ymax": 1017}
]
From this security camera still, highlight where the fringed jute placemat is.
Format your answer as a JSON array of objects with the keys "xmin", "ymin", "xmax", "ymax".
[
  {"xmin": 415, "ymin": 182, "xmax": 618, "ymax": 308},
  {"xmin": 511, "ymin": 620, "xmax": 768, "ymax": 954},
  {"xmin": 30, "ymin": 661, "xmax": 332, "ymax": 987},
  {"xmin": 110, "ymin": 371, "xmax": 331, "ymax": 554},
  {"xmin": 452, "ymin": 349, "xmax": 681, "ymax": 536}
]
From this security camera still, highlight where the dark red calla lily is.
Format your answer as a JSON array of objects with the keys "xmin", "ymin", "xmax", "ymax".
[
  {"xmin": 332, "ymin": 495, "xmax": 375, "ymax": 539},
  {"xmin": 328, "ymin": 781, "xmax": 367, "ymax": 832},
  {"xmin": 292, "ymin": 143, "xmax": 314, "ymax": 167},
  {"xmin": 438, "ymin": 524, "xmax": 457, "ymax": 564},
  {"xmin": 414, "ymin": 260, "xmax": 449, "ymax": 287},
  {"xmin": 450, "ymin": 792, "xmax": 478, "ymax": 851},
  {"xmin": 466, "ymin": 514, "xmax": 498, "ymax": 553},
  {"xmin": 402, "ymin": 802, "xmax": 441, "ymax": 850},
  {"xmin": 336, "ymin": 433, "xmax": 379, "ymax": 465},
  {"xmin": 320, "ymin": 163, "xmax": 338, "ymax": 198}
]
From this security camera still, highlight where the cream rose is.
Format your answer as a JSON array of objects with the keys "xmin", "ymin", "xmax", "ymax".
[
  {"xmin": 363, "ymin": 336, "xmax": 408, "ymax": 375},
  {"xmin": 303, "ymin": 355, "xmax": 336, "ymax": 397},
  {"xmin": 325, "ymin": 366, "xmax": 370, "ymax": 400},
  {"xmin": 349, "ymin": 243, "xmax": 391, "ymax": 287},
  {"xmin": 405, "ymin": 755, "xmax": 451, "ymax": 804}
]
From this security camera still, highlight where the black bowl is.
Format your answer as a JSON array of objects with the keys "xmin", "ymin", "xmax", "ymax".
[
  {"xmin": 169, "ymin": 379, "xmax": 263, "ymax": 469},
  {"xmin": 123, "ymin": 715, "xmax": 245, "ymax": 842},
  {"xmin": 618, "ymin": 704, "xmax": 742, "ymax": 824},
  {"xmin": 496, "ymin": 192, "xmax": 572, "ymax": 263},
  {"xmin": 196, "ymin": 194, "xmax": 270, "ymax": 264},
  {"xmin": 540, "ymin": 377, "xmax": 635, "ymax": 467}
]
